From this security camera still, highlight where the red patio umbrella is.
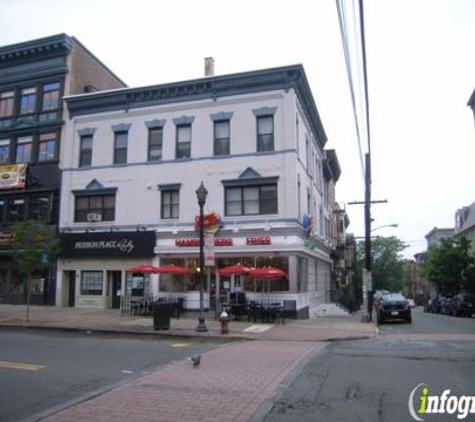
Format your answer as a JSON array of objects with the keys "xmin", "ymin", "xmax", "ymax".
[
  {"xmin": 249, "ymin": 267, "xmax": 288, "ymax": 280},
  {"xmin": 218, "ymin": 264, "xmax": 251, "ymax": 277},
  {"xmin": 250, "ymin": 267, "xmax": 288, "ymax": 303},
  {"xmin": 155, "ymin": 264, "xmax": 191, "ymax": 275},
  {"xmin": 125, "ymin": 264, "xmax": 161, "ymax": 274}
]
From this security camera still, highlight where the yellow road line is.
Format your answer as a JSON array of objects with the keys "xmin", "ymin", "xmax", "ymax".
[
  {"xmin": 170, "ymin": 342, "xmax": 190, "ymax": 348},
  {"xmin": 0, "ymin": 360, "xmax": 46, "ymax": 371}
]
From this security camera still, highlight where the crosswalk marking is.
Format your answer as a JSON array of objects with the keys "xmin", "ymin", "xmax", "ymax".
[{"xmin": 0, "ymin": 360, "xmax": 46, "ymax": 371}]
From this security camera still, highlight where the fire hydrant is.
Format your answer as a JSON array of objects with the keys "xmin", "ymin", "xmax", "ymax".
[{"xmin": 219, "ymin": 311, "xmax": 229, "ymax": 334}]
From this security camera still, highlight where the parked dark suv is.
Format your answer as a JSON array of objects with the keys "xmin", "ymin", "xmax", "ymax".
[
  {"xmin": 450, "ymin": 293, "xmax": 474, "ymax": 317},
  {"xmin": 376, "ymin": 293, "xmax": 412, "ymax": 324}
]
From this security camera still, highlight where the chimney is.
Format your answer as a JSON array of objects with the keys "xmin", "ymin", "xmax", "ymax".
[{"xmin": 204, "ymin": 57, "xmax": 214, "ymax": 76}]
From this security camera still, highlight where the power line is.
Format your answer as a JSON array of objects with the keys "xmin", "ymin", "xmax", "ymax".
[{"xmin": 335, "ymin": 0, "xmax": 365, "ymax": 181}]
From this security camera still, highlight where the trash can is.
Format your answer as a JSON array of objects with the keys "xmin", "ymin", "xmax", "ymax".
[{"xmin": 153, "ymin": 301, "xmax": 172, "ymax": 330}]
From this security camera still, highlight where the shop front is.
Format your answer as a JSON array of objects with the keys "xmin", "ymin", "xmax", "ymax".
[
  {"xmin": 155, "ymin": 230, "xmax": 329, "ymax": 318},
  {"xmin": 57, "ymin": 231, "xmax": 156, "ymax": 309}
]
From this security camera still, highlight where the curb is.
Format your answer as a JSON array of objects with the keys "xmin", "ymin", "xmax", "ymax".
[{"xmin": 0, "ymin": 323, "xmax": 255, "ymax": 341}]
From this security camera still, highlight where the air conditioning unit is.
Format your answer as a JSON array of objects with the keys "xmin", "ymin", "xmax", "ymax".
[{"xmin": 87, "ymin": 212, "xmax": 102, "ymax": 222}]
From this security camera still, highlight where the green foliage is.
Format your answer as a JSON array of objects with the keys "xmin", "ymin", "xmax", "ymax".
[
  {"xmin": 11, "ymin": 220, "xmax": 60, "ymax": 322},
  {"xmin": 421, "ymin": 236, "xmax": 475, "ymax": 296},
  {"xmin": 11, "ymin": 220, "xmax": 60, "ymax": 276},
  {"xmin": 356, "ymin": 236, "xmax": 408, "ymax": 292}
]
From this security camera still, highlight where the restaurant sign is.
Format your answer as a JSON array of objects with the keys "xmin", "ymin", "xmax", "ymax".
[
  {"xmin": 60, "ymin": 231, "xmax": 156, "ymax": 258},
  {"xmin": 0, "ymin": 164, "xmax": 27, "ymax": 189},
  {"xmin": 175, "ymin": 238, "xmax": 233, "ymax": 247},
  {"xmin": 246, "ymin": 236, "xmax": 271, "ymax": 245}
]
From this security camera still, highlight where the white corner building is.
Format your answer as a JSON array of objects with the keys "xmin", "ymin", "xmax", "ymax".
[{"xmin": 56, "ymin": 64, "xmax": 341, "ymax": 318}]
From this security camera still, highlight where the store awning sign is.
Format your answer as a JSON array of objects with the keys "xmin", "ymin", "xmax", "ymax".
[
  {"xmin": 60, "ymin": 231, "xmax": 156, "ymax": 257},
  {"xmin": 0, "ymin": 164, "xmax": 27, "ymax": 189}
]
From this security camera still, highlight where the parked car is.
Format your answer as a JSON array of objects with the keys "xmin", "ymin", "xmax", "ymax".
[
  {"xmin": 430, "ymin": 295, "xmax": 445, "ymax": 314},
  {"xmin": 407, "ymin": 298, "xmax": 416, "ymax": 308},
  {"xmin": 450, "ymin": 293, "xmax": 474, "ymax": 317},
  {"xmin": 373, "ymin": 290, "xmax": 390, "ymax": 310},
  {"xmin": 423, "ymin": 300, "xmax": 432, "ymax": 313},
  {"xmin": 441, "ymin": 297, "xmax": 453, "ymax": 315},
  {"xmin": 376, "ymin": 293, "xmax": 412, "ymax": 324}
]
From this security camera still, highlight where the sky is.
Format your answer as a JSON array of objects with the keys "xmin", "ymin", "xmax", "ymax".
[{"xmin": 1, "ymin": 0, "xmax": 474, "ymax": 259}]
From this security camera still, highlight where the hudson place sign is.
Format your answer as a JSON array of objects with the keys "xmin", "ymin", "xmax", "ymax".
[{"xmin": 60, "ymin": 231, "xmax": 156, "ymax": 258}]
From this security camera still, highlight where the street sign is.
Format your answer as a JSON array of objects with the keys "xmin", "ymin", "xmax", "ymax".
[{"xmin": 204, "ymin": 233, "xmax": 215, "ymax": 266}]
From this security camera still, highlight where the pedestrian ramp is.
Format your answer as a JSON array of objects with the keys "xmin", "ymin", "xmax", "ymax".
[{"xmin": 243, "ymin": 324, "xmax": 273, "ymax": 333}]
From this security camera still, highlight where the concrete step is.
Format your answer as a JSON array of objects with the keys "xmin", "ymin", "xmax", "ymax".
[{"xmin": 310, "ymin": 303, "xmax": 351, "ymax": 318}]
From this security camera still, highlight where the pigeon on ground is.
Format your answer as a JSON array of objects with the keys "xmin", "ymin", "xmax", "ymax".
[{"xmin": 188, "ymin": 355, "xmax": 201, "ymax": 367}]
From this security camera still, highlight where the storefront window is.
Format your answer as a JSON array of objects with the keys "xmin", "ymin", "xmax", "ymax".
[
  {"xmin": 158, "ymin": 256, "xmax": 290, "ymax": 293},
  {"xmin": 81, "ymin": 271, "xmax": 103, "ymax": 295},
  {"xmin": 30, "ymin": 277, "xmax": 44, "ymax": 294},
  {"xmin": 9, "ymin": 272, "xmax": 23, "ymax": 293},
  {"xmin": 0, "ymin": 269, "xmax": 8, "ymax": 295},
  {"xmin": 125, "ymin": 273, "xmax": 150, "ymax": 297},
  {"xmin": 159, "ymin": 258, "xmax": 201, "ymax": 292},
  {"xmin": 297, "ymin": 257, "xmax": 308, "ymax": 292},
  {"xmin": 217, "ymin": 256, "xmax": 289, "ymax": 292}
]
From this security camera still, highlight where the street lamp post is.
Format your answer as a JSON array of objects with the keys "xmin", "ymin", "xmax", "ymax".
[
  {"xmin": 371, "ymin": 223, "xmax": 398, "ymax": 232},
  {"xmin": 195, "ymin": 181, "xmax": 208, "ymax": 333}
]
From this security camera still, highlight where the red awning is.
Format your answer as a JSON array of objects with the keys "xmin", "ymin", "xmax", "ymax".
[
  {"xmin": 125, "ymin": 265, "xmax": 161, "ymax": 274},
  {"xmin": 249, "ymin": 267, "xmax": 288, "ymax": 280},
  {"xmin": 218, "ymin": 265, "xmax": 252, "ymax": 277},
  {"xmin": 155, "ymin": 265, "xmax": 191, "ymax": 275}
]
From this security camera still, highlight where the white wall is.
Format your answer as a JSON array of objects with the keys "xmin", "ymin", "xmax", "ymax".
[{"xmin": 60, "ymin": 90, "xmax": 306, "ymax": 228}]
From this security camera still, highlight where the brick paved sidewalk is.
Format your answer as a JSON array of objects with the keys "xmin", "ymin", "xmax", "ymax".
[{"xmin": 40, "ymin": 340, "xmax": 324, "ymax": 422}]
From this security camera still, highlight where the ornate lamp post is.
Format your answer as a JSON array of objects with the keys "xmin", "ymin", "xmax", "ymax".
[{"xmin": 195, "ymin": 181, "xmax": 208, "ymax": 332}]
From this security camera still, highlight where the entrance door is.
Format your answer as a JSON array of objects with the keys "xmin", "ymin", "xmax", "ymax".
[
  {"xmin": 67, "ymin": 271, "xmax": 76, "ymax": 307},
  {"xmin": 111, "ymin": 271, "xmax": 122, "ymax": 309}
]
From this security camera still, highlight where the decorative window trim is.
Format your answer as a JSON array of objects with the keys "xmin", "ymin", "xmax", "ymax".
[
  {"xmin": 210, "ymin": 111, "xmax": 234, "ymax": 121},
  {"xmin": 222, "ymin": 176, "xmax": 279, "ymax": 188},
  {"xmin": 72, "ymin": 187, "xmax": 118, "ymax": 197},
  {"xmin": 145, "ymin": 119, "xmax": 166, "ymax": 129},
  {"xmin": 111, "ymin": 123, "xmax": 132, "ymax": 132},
  {"xmin": 77, "ymin": 127, "xmax": 96, "ymax": 137},
  {"xmin": 158, "ymin": 183, "xmax": 182, "ymax": 191},
  {"xmin": 72, "ymin": 179, "xmax": 117, "ymax": 197},
  {"xmin": 173, "ymin": 115, "xmax": 195, "ymax": 125},
  {"xmin": 253, "ymin": 106, "xmax": 277, "ymax": 117}
]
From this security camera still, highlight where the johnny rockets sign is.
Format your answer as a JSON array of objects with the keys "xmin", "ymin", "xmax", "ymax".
[{"xmin": 175, "ymin": 236, "xmax": 272, "ymax": 247}]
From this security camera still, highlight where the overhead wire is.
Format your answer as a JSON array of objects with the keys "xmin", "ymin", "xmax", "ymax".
[{"xmin": 335, "ymin": 0, "xmax": 365, "ymax": 182}]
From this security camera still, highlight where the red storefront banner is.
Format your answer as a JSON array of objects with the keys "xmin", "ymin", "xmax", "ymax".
[
  {"xmin": 246, "ymin": 236, "xmax": 271, "ymax": 245},
  {"xmin": 0, "ymin": 164, "xmax": 27, "ymax": 189},
  {"xmin": 175, "ymin": 238, "xmax": 233, "ymax": 247}
]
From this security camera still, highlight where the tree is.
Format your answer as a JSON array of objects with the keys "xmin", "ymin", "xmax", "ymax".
[
  {"xmin": 11, "ymin": 220, "xmax": 60, "ymax": 322},
  {"xmin": 355, "ymin": 236, "xmax": 408, "ymax": 293},
  {"xmin": 421, "ymin": 236, "xmax": 475, "ymax": 296}
]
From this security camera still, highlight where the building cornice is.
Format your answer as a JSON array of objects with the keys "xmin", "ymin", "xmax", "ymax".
[
  {"xmin": 0, "ymin": 34, "xmax": 73, "ymax": 67},
  {"xmin": 66, "ymin": 64, "xmax": 328, "ymax": 148}
]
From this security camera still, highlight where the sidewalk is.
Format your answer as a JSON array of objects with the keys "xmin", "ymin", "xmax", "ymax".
[{"xmin": 0, "ymin": 304, "xmax": 377, "ymax": 341}]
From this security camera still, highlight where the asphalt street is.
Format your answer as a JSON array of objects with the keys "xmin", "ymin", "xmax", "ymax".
[
  {"xmin": 0, "ymin": 329, "xmax": 226, "ymax": 422},
  {"xmin": 262, "ymin": 308, "xmax": 475, "ymax": 422}
]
